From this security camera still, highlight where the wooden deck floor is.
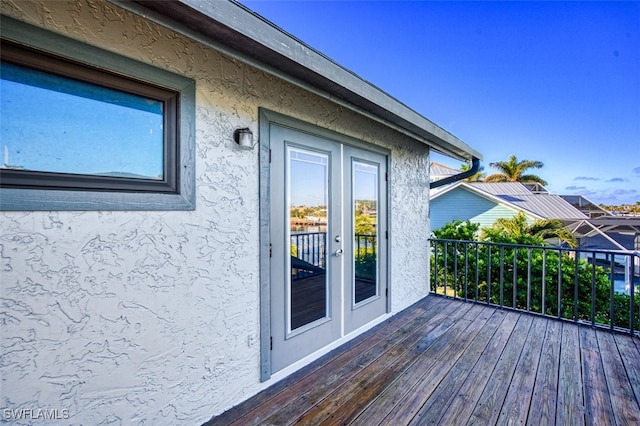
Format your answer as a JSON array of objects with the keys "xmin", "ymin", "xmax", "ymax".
[{"xmin": 205, "ymin": 296, "xmax": 640, "ymax": 425}]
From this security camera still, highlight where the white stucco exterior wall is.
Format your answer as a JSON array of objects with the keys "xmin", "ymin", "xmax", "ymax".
[{"xmin": 0, "ymin": 1, "xmax": 431, "ymax": 424}]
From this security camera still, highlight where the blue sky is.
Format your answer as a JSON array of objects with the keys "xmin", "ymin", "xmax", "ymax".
[{"xmin": 241, "ymin": 1, "xmax": 640, "ymax": 205}]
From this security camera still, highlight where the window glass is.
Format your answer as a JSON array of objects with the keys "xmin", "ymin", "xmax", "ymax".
[
  {"xmin": 0, "ymin": 17, "xmax": 195, "ymax": 211},
  {"xmin": 1, "ymin": 61, "xmax": 165, "ymax": 180}
]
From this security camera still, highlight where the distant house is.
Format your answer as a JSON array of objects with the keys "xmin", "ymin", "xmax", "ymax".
[
  {"xmin": 0, "ymin": 1, "xmax": 481, "ymax": 424},
  {"xmin": 560, "ymin": 194, "xmax": 611, "ymax": 218},
  {"xmin": 567, "ymin": 216, "xmax": 640, "ymax": 251},
  {"xmin": 428, "ymin": 164, "xmax": 638, "ymax": 252},
  {"xmin": 430, "ymin": 181, "xmax": 587, "ymax": 231}
]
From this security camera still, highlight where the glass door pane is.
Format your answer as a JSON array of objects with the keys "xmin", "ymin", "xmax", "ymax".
[
  {"xmin": 288, "ymin": 148, "xmax": 329, "ymax": 330},
  {"xmin": 352, "ymin": 160, "xmax": 378, "ymax": 304}
]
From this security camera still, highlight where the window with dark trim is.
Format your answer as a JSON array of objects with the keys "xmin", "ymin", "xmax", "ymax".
[
  {"xmin": 1, "ymin": 40, "xmax": 180, "ymax": 193},
  {"xmin": 0, "ymin": 16, "xmax": 195, "ymax": 211}
]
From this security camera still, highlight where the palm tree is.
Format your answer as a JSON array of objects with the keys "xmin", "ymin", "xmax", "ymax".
[
  {"xmin": 485, "ymin": 154, "xmax": 548, "ymax": 185},
  {"xmin": 460, "ymin": 160, "xmax": 486, "ymax": 182}
]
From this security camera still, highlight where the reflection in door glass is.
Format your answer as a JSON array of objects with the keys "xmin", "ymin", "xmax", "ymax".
[
  {"xmin": 353, "ymin": 161, "xmax": 378, "ymax": 303},
  {"xmin": 288, "ymin": 148, "xmax": 328, "ymax": 330}
]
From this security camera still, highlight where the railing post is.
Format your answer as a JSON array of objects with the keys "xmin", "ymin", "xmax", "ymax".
[
  {"xmin": 557, "ymin": 250, "xmax": 563, "ymax": 320},
  {"xmin": 475, "ymin": 243, "xmax": 479, "ymax": 302},
  {"xmin": 487, "ymin": 245, "xmax": 492, "ymax": 305},
  {"xmin": 629, "ymin": 252, "xmax": 636, "ymax": 335},
  {"xmin": 443, "ymin": 241, "xmax": 448, "ymax": 296},
  {"xmin": 453, "ymin": 241, "xmax": 459, "ymax": 298},
  {"xmin": 433, "ymin": 239, "xmax": 438, "ymax": 294},
  {"xmin": 591, "ymin": 252, "xmax": 596, "ymax": 327},
  {"xmin": 610, "ymin": 254, "xmax": 615, "ymax": 331},
  {"xmin": 464, "ymin": 242, "xmax": 469, "ymax": 301},
  {"xmin": 542, "ymin": 249, "xmax": 547, "ymax": 316},
  {"xmin": 513, "ymin": 247, "xmax": 518, "ymax": 309},
  {"xmin": 574, "ymin": 253, "xmax": 579, "ymax": 322},
  {"xmin": 499, "ymin": 246, "xmax": 504, "ymax": 308},
  {"xmin": 527, "ymin": 248, "xmax": 532, "ymax": 312}
]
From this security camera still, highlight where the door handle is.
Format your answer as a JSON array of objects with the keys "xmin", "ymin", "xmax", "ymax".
[{"xmin": 334, "ymin": 249, "xmax": 343, "ymax": 257}]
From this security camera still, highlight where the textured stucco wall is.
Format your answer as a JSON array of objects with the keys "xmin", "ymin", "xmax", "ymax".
[{"xmin": 0, "ymin": 1, "xmax": 431, "ymax": 424}]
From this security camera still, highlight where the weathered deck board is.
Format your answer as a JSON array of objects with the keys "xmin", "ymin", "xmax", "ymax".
[
  {"xmin": 527, "ymin": 319, "xmax": 562, "ymax": 425},
  {"xmin": 406, "ymin": 308, "xmax": 508, "ymax": 425},
  {"xmin": 597, "ymin": 330, "xmax": 640, "ymax": 424},
  {"xmin": 352, "ymin": 308, "xmax": 507, "ymax": 425},
  {"xmin": 557, "ymin": 322, "xmax": 586, "ymax": 425},
  {"xmin": 212, "ymin": 297, "xmax": 439, "ymax": 426},
  {"xmin": 497, "ymin": 315, "xmax": 547, "ymax": 425},
  {"xmin": 276, "ymin": 301, "xmax": 474, "ymax": 425},
  {"xmin": 466, "ymin": 314, "xmax": 533, "ymax": 425},
  {"xmin": 436, "ymin": 309, "xmax": 518, "ymax": 425},
  {"xmin": 580, "ymin": 327, "xmax": 615, "ymax": 425},
  {"xmin": 204, "ymin": 296, "xmax": 640, "ymax": 426},
  {"xmin": 308, "ymin": 304, "xmax": 482, "ymax": 425},
  {"xmin": 615, "ymin": 332, "xmax": 640, "ymax": 406},
  {"xmin": 380, "ymin": 304, "xmax": 492, "ymax": 425}
]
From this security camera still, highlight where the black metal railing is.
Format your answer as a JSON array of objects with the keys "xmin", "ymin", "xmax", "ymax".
[
  {"xmin": 290, "ymin": 232, "xmax": 377, "ymax": 281},
  {"xmin": 291, "ymin": 232, "xmax": 327, "ymax": 280},
  {"xmin": 430, "ymin": 238, "xmax": 640, "ymax": 336}
]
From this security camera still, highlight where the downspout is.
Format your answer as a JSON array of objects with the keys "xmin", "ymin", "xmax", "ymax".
[{"xmin": 430, "ymin": 157, "xmax": 481, "ymax": 189}]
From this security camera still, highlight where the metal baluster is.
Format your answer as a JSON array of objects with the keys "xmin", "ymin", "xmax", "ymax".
[
  {"xmin": 464, "ymin": 242, "xmax": 469, "ymax": 301},
  {"xmin": 453, "ymin": 241, "xmax": 458, "ymax": 298},
  {"xmin": 527, "ymin": 248, "xmax": 532, "ymax": 313},
  {"xmin": 591, "ymin": 252, "xmax": 596, "ymax": 327},
  {"xmin": 499, "ymin": 246, "xmax": 504, "ymax": 308},
  {"xmin": 487, "ymin": 245, "xmax": 492, "ymax": 305},
  {"xmin": 542, "ymin": 249, "xmax": 547, "ymax": 316},
  {"xmin": 630, "ymin": 253, "xmax": 636, "ymax": 335},
  {"xmin": 574, "ymin": 253, "xmax": 579, "ymax": 322},
  {"xmin": 475, "ymin": 243, "xmax": 480, "ymax": 302},
  {"xmin": 610, "ymin": 253, "xmax": 615, "ymax": 331},
  {"xmin": 558, "ymin": 250, "xmax": 563, "ymax": 320},
  {"xmin": 443, "ymin": 241, "xmax": 448, "ymax": 296}
]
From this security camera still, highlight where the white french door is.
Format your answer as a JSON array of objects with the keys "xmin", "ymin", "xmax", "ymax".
[{"xmin": 269, "ymin": 124, "xmax": 387, "ymax": 373}]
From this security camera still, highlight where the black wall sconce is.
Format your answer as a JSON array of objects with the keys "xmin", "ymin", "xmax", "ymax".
[{"xmin": 233, "ymin": 128, "xmax": 256, "ymax": 150}]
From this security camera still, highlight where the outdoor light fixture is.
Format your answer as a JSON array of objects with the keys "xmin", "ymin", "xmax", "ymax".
[{"xmin": 233, "ymin": 128, "xmax": 255, "ymax": 150}]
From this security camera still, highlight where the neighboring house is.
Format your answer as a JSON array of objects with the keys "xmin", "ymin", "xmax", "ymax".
[
  {"xmin": 430, "ymin": 181, "xmax": 587, "ymax": 231},
  {"xmin": 429, "ymin": 164, "xmax": 637, "ymax": 253},
  {"xmin": 567, "ymin": 216, "xmax": 640, "ymax": 251},
  {"xmin": 0, "ymin": 1, "xmax": 481, "ymax": 424},
  {"xmin": 560, "ymin": 194, "xmax": 612, "ymax": 218}
]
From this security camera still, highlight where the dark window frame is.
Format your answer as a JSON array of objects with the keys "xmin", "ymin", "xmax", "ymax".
[
  {"xmin": 0, "ymin": 16, "xmax": 195, "ymax": 211},
  {"xmin": 1, "ymin": 40, "xmax": 179, "ymax": 193}
]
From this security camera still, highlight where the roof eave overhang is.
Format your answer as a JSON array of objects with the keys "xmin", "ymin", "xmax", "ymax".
[{"xmin": 122, "ymin": 0, "xmax": 481, "ymax": 162}]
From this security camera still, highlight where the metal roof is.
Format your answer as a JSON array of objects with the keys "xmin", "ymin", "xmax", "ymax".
[
  {"xmin": 433, "ymin": 182, "xmax": 588, "ymax": 221},
  {"xmin": 121, "ymin": 0, "xmax": 482, "ymax": 162},
  {"xmin": 429, "ymin": 162, "xmax": 461, "ymax": 180},
  {"xmin": 469, "ymin": 183, "xmax": 587, "ymax": 220}
]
